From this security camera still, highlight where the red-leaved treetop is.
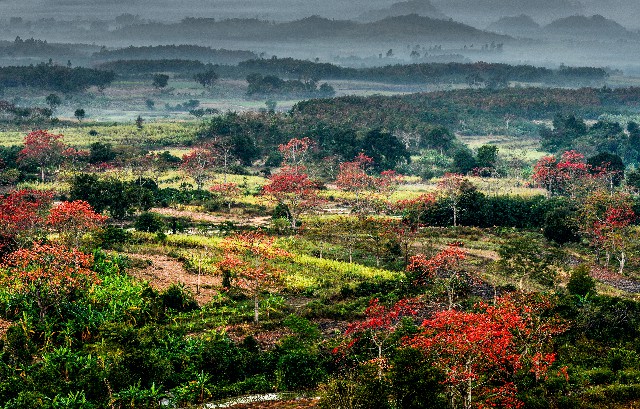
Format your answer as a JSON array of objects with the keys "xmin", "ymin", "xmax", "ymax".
[
  {"xmin": 216, "ymin": 232, "xmax": 292, "ymax": 324},
  {"xmin": 339, "ymin": 297, "xmax": 420, "ymax": 378},
  {"xmin": 181, "ymin": 144, "xmax": 218, "ymax": 190},
  {"xmin": 405, "ymin": 294, "xmax": 567, "ymax": 409},
  {"xmin": 278, "ymin": 137, "xmax": 314, "ymax": 167},
  {"xmin": 47, "ymin": 200, "xmax": 107, "ymax": 247},
  {"xmin": 407, "ymin": 243, "xmax": 467, "ymax": 309},
  {"xmin": 1, "ymin": 243, "xmax": 98, "ymax": 319},
  {"xmin": 531, "ymin": 150, "xmax": 607, "ymax": 198},
  {"xmin": 336, "ymin": 153, "xmax": 407, "ymax": 216},
  {"xmin": 580, "ymin": 190, "xmax": 636, "ymax": 274},
  {"xmin": 262, "ymin": 165, "xmax": 322, "ymax": 229},
  {"xmin": 0, "ymin": 189, "xmax": 53, "ymax": 251},
  {"xmin": 18, "ymin": 130, "xmax": 70, "ymax": 182},
  {"xmin": 407, "ymin": 244, "xmax": 467, "ymax": 283},
  {"xmin": 210, "ymin": 182, "xmax": 241, "ymax": 212}
]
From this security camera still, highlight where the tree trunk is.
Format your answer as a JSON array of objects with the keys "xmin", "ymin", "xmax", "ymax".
[
  {"xmin": 453, "ymin": 206, "xmax": 458, "ymax": 227},
  {"xmin": 254, "ymin": 294, "xmax": 259, "ymax": 324},
  {"xmin": 618, "ymin": 251, "xmax": 626, "ymax": 275}
]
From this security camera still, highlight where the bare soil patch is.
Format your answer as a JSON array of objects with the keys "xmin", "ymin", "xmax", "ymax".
[
  {"xmin": 591, "ymin": 267, "xmax": 640, "ymax": 293},
  {"xmin": 151, "ymin": 207, "xmax": 271, "ymax": 227},
  {"xmin": 222, "ymin": 399, "xmax": 319, "ymax": 409},
  {"xmin": 128, "ymin": 253, "xmax": 221, "ymax": 305}
]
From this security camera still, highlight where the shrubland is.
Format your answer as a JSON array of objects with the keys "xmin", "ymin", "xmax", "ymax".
[{"xmin": 2, "ymin": 77, "xmax": 640, "ymax": 409}]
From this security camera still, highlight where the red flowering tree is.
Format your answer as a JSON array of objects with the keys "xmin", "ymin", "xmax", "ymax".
[
  {"xmin": 339, "ymin": 297, "xmax": 419, "ymax": 378},
  {"xmin": 181, "ymin": 144, "xmax": 218, "ymax": 190},
  {"xmin": 0, "ymin": 189, "xmax": 53, "ymax": 251},
  {"xmin": 47, "ymin": 200, "xmax": 107, "ymax": 247},
  {"xmin": 216, "ymin": 232, "xmax": 291, "ymax": 324},
  {"xmin": 580, "ymin": 190, "xmax": 635, "ymax": 274},
  {"xmin": 18, "ymin": 130, "xmax": 70, "ymax": 182},
  {"xmin": 209, "ymin": 182, "xmax": 241, "ymax": 212},
  {"xmin": 407, "ymin": 243, "xmax": 467, "ymax": 309},
  {"xmin": 405, "ymin": 295, "xmax": 567, "ymax": 409},
  {"xmin": 336, "ymin": 153, "xmax": 377, "ymax": 215},
  {"xmin": 437, "ymin": 173, "xmax": 469, "ymax": 227},
  {"xmin": 278, "ymin": 137, "xmax": 314, "ymax": 167},
  {"xmin": 1, "ymin": 243, "xmax": 98, "ymax": 318},
  {"xmin": 262, "ymin": 165, "xmax": 322, "ymax": 229},
  {"xmin": 532, "ymin": 150, "xmax": 597, "ymax": 197}
]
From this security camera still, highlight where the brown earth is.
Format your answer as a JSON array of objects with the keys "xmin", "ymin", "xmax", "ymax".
[
  {"xmin": 221, "ymin": 399, "xmax": 319, "ymax": 409},
  {"xmin": 128, "ymin": 253, "xmax": 221, "ymax": 305},
  {"xmin": 151, "ymin": 207, "xmax": 271, "ymax": 227}
]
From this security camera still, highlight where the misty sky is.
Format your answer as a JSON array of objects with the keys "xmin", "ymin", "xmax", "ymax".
[{"xmin": 2, "ymin": 0, "xmax": 639, "ymax": 29}]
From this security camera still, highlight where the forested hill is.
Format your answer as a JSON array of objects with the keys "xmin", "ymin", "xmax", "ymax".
[{"xmin": 292, "ymin": 87, "xmax": 640, "ymax": 125}]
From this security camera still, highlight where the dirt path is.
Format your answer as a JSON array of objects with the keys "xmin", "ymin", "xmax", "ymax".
[
  {"xmin": 591, "ymin": 268, "xmax": 640, "ymax": 293},
  {"xmin": 128, "ymin": 253, "xmax": 221, "ymax": 305},
  {"xmin": 151, "ymin": 207, "xmax": 271, "ymax": 227}
]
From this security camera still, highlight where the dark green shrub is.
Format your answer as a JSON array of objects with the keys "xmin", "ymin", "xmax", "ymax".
[
  {"xmin": 135, "ymin": 212, "xmax": 165, "ymax": 233},
  {"xmin": 543, "ymin": 206, "xmax": 581, "ymax": 244},
  {"xmin": 277, "ymin": 350, "xmax": 327, "ymax": 390},
  {"xmin": 567, "ymin": 265, "xmax": 596, "ymax": 297},
  {"xmin": 160, "ymin": 284, "xmax": 199, "ymax": 313},
  {"xmin": 96, "ymin": 226, "xmax": 131, "ymax": 249},
  {"xmin": 319, "ymin": 365, "xmax": 392, "ymax": 409}
]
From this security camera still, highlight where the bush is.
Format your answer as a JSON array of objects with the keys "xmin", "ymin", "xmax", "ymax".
[
  {"xmin": 567, "ymin": 265, "xmax": 596, "ymax": 297},
  {"xmin": 543, "ymin": 205, "xmax": 580, "ymax": 244},
  {"xmin": 319, "ymin": 366, "xmax": 391, "ymax": 409},
  {"xmin": 160, "ymin": 284, "xmax": 199, "ymax": 313},
  {"xmin": 96, "ymin": 226, "xmax": 131, "ymax": 249},
  {"xmin": 135, "ymin": 212, "xmax": 165, "ymax": 233},
  {"xmin": 277, "ymin": 350, "xmax": 327, "ymax": 390}
]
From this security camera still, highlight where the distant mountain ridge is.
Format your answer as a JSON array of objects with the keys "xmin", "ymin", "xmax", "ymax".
[
  {"xmin": 431, "ymin": 0, "xmax": 584, "ymax": 25},
  {"xmin": 358, "ymin": 0, "xmax": 447, "ymax": 22},
  {"xmin": 112, "ymin": 14, "xmax": 511, "ymax": 43},
  {"xmin": 486, "ymin": 15, "xmax": 541, "ymax": 37},
  {"xmin": 544, "ymin": 14, "xmax": 632, "ymax": 38}
]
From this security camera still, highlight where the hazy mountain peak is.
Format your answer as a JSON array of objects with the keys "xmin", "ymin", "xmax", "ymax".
[{"xmin": 358, "ymin": 0, "xmax": 447, "ymax": 22}]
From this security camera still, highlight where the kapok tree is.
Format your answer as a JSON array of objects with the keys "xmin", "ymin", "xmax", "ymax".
[
  {"xmin": 209, "ymin": 182, "xmax": 241, "ymax": 212},
  {"xmin": 336, "ymin": 153, "xmax": 377, "ymax": 217},
  {"xmin": 407, "ymin": 243, "xmax": 467, "ymax": 309},
  {"xmin": 580, "ymin": 190, "xmax": 635, "ymax": 274},
  {"xmin": 405, "ymin": 294, "xmax": 567, "ymax": 409},
  {"xmin": 262, "ymin": 165, "xmax": 322, "ymax": 229},
  {"xmin": 437, "ymin": 173, "xmax": 473, "ymax": 227},
  {"xmin": 47, "ymin": 200, "xmax": 107, "ymax": 247},
  {"xmin": 394, "ymin": 193, "xmax": 437, "ymax": 264},
  {"xmin": 1, "ymin": 243, "xmax": 98, "ymax": 319},
  {"xmin": 339, "ymin": 297, "xmax": 419, "ymax": 379},
  {"xmin": 181, "ymin": 144, "xmax": 218, "ymax": 190},
  {"xmin": 0, "ymin": 189, "xmax": 53, "ymax": 251},
  {"xmin": 17, "ymin": 130, "xmax": 70, "ymax": 182},
  {"xmin": 216, "ymin": 232, "xmax": 291, "ymax": 324},
  {"xmin": 278, "ymin": 137, "xmax": 314, "ymax": 167},
  {"xmin": 532, "ymin": 150, "xmax": 594, "ymax": 198}
]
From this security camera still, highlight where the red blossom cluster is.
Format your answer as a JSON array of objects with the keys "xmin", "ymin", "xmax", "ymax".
[
  {"xmin": 262, "ymin": 165, "xmax": 323, "ymax": 228},
  {"xmin": 2, "ymin": 243, "xmax": 98, "ymax": 318},
  {"xmin": 0, "ymin": 189, "xmax": 53, "ymax": 250},
  {"xmin": 217, "ymin": 232, "xmax": 292, "ymax": 323},
  {"xmin": 532, "ymin": 150, "xmax": 619, "ymax": 196},
  {"xmin": 405, "ymin": 295, "xmax": 567, "ymax": 409},
  {"xmin": 278, "ymin": 137, "xmax": 314, "ymax": 167},
  {"xmin": 407, "ymin": 243, "xmax": 466, "ymax": 283}
]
